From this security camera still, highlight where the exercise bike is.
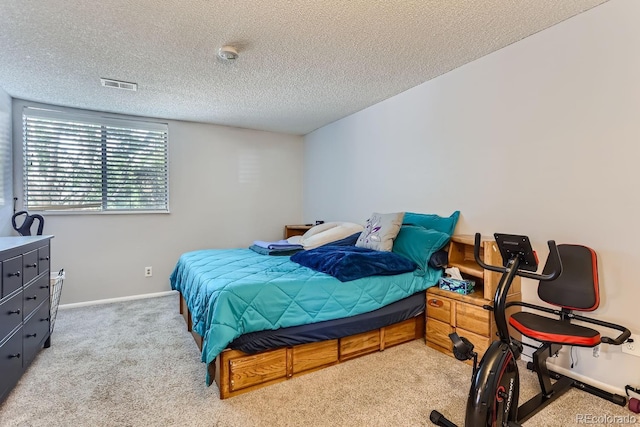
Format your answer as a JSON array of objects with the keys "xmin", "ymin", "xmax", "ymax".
[{"xmin": 430, "ymin": 233, "xmax": 631, "ymax": 427}]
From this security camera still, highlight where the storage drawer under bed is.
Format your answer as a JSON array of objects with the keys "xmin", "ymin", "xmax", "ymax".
[
  {"xmin": 179, "ymin": 293, "xmax": 425, "ymax": 399},
  {"xmin": 228, "ymin": 348, "xmax": 288, "ymax": 392}
]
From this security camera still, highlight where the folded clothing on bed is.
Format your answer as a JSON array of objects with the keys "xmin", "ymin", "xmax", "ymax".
[
  {"xmin": 249, "ymin": 244, "xmax": 302, "ymax": 256},
  {"xmin": 253, "ymin": 239, "xmax": 303, "ymax": 250},
  {"xmin": 290, "ymin": 245, "xmax": 416, "ymax": 282}
]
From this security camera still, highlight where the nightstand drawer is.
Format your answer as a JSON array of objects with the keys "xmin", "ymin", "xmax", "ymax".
[
  {"xmin": 456, "ymin": 302, "xmax": 490, "ymax": 336},
  {"xmin": 426, "ymin": 296, "xmax": 451, "ymax": 324},
  {"xmin": 426, "ymin": 317, "xmax": 454, "ymax": 350}
]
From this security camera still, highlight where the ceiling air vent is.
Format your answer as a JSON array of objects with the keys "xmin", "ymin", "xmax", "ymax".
[{"xmin": 100, "ymin": 78, "xmax": 137, "ymax": 91}]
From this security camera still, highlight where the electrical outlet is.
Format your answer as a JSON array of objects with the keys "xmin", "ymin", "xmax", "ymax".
[
  {"xmin": 622, "ymin": 333, "xmax": 640, "ymax": 358},
  {"xmin": 145, "ymin": 266, "xmax": 152, "ymax": 277}
]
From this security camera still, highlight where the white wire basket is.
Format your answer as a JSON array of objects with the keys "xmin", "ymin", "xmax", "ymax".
[{"xmin": 49, "ymin": 269, "xmax": 65, "ymax": 334}]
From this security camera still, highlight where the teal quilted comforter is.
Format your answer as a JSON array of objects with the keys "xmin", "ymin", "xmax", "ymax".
[{"xmin": 170, "ymin": 248, "xmax": 442, "ymax": 376}]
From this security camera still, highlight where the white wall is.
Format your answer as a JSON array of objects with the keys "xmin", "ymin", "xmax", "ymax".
[
  {"xmin": 12, "ymin": 100, "xmax": 304, "ymax": 304},
  {"xmin": 304, "ymin": 0, "xmax": 639, "ymax": 393},
  {"xmin": 0, "ymin": 87, "xmax": 12, "ymax": 237}
]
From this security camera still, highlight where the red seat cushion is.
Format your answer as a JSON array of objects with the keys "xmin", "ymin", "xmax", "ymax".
[{"xmin": 509, "ymin": 312, "xmax": 601, "ymax": 347}]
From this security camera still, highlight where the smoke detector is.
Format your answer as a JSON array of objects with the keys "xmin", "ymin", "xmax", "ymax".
[{"xmin": 218, "ymin": 46, "xmax": 239, "ymax": 61}]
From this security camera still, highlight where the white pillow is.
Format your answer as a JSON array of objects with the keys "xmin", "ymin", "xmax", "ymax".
[
  {"xmin": 300, "ymin": 222, "xmax": 364, "ymax": 250},
  {"xmin": 286, "ymin": 235, "xmax": 303, "ymax": 244},
  {"xmin": 355, "ymin": 212, "xmax": 404, "ymax": 251}
]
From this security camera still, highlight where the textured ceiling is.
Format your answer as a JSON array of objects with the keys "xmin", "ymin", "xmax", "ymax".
[{"xmin": 0, "ymin": 0, "xmax": 608, "ymax": 135}]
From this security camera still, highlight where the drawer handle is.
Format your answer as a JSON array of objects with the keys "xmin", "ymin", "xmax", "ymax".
[
  {"xmin": 25, "ymin": 263, "xmax": 37, "ymax": 269},
  {"xmin": 428, "ymin": 299, "xmax": 444, "ymax": 308},
  {"xmin": 40, "ymin": 285, "xmax": 50, "ymax": 290},
  {"xmin": 26, "ymin": 295, "xmax": 38, "ymax": 301},
  {"xmin": 39, "ymin": 256, "xmax": 50, "ymax": 261},
  {"xmin": 8, "ymin": 309, "xmax": 21, "ymax": 315},
  {"xmin": 26, "ymin": 333, "xmax": 37, "ymax": 338},
  {"xmin": 9, "ymin": 353, "xmax": 21, "ymax": 359},
  {"xmin": 8, "ymin": 271, "xmax": 21, "ymax": 278}
]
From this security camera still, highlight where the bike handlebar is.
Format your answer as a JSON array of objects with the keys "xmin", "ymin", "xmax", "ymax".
[
  {"xmin": 602, "ymin": 329, "xmax": 631, "ymax": 346},
  {"xmin": 577, "ymin": 313, "xmax": 632, "ymax": 345},
  {"xmin": 473, "ymin": 233, "xmax": 563, "ymax": 281}
]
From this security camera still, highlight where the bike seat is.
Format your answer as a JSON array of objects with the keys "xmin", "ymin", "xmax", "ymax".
[{"xmin": 509, "ymin": 312, "xmax": 600, "ymax": 347}]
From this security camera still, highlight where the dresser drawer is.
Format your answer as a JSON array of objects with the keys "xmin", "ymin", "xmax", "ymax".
[
  {"xmin": 456, "ymin": 302, "xmax": 490, "ymax": 336},
  {"xmin": 0, "ymin": 292, "xmax": 23, "ymax": 340},
  {"xmin": 38, "ymin": 245, "xmax": 50, "ymax": 275},
  {"xmin": 22, "ymin": 249, "xmax": 39, "ymax": 285},
  {"xmin": 23, "ymin": 300, "xmax": 51, "ymax": 364},
  {"xmin": 1, "ymin": 255, "xmax": 23, "ymax": 298},
  {"xmin": 426, "ymin": 295, "xmax": 452, "ymax": 324},
  {"xmin": 23, "ymin": 274, "xmax": 50, "ymax": 318},
  {"xmin": 0, "ymin": 327, "xmax": 23, "ymax": 398},
  {"xmin": 426, "ymin": 317, "xmax": 454, "ymax": 350}
]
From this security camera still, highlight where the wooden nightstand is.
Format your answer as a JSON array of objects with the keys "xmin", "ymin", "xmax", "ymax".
[
  {"xmin": 284, "ymin": 224, "xmax": 313, "ymax": 239},
  {"xmin": 425, "ymin": 235, "xmax": 521, "ymax": 362}
]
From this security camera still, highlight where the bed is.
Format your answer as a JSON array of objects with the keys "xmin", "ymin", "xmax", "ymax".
[{"xmin": 171, "ymin": 211, "xmax": 459, "ymax": 399}]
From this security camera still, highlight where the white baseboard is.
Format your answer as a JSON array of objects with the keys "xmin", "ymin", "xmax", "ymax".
[{"xmin": 58, "ymin": 290, "xmax": 177, "ymax": 310}]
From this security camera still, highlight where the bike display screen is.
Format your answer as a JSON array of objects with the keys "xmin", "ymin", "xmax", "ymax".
[{"xmin": 494, "ymin": 233, "xmax": 539, "ymax": 272}]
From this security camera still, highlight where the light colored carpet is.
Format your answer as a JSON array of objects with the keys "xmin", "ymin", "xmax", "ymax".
[{"xmin": 0, "ymin": 293, "xmax": 634, "ymax": 426}]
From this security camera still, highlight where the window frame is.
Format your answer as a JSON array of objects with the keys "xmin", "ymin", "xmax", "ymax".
[{"xmin": 21, "ymin": 106, "xmax": 170, "ymax": 214}]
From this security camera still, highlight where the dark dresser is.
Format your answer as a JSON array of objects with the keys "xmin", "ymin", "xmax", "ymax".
[{"xmin": 0, "ymin": 236, "xmax": 53, "ymax": 403}]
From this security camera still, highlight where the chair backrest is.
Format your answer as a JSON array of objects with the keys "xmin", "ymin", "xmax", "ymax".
[{"xmin": 538, "ymin": 244, "xmax": 600, "ymax": 312}]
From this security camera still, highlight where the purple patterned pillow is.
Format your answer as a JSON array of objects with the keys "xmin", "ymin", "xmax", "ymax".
[{"xmin": 355, "ymin": 212, "xmax": 404, "ymax": 252}]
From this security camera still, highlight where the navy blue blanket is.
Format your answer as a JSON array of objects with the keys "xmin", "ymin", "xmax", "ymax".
[{"xmin": 290, "ymin": 245, "xmax": 416, "ymax": 282}]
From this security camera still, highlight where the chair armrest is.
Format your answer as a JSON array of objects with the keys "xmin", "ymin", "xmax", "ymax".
[{"xmin": 572, "ymin": 313, "xmax": 631, "ymax": 345}]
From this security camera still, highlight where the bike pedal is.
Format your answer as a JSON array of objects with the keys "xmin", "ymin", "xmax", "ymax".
[
  {"xmin": 511, "ymin": 339, "xmax": 523, "ymax": 358},
  {"xmin": 449, "ymin": 333, "xmax": 476, "ymax": 361}
]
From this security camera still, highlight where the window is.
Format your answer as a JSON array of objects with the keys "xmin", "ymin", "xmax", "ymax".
[{"xmin": 22, "ymin": 107, "xmax": 168, "ymax": 212}]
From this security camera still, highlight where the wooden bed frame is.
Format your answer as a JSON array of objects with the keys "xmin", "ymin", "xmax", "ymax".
[{"xmin": 179, "ymin": 293, "xmax": 425, "ymax": 399}]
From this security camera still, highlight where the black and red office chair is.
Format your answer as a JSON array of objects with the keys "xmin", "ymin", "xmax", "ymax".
[{"xmin": 506, "ymin": 244, "xmax": 631, "ymax": 421}]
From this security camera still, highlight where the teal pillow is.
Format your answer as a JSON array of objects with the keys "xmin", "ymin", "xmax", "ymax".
[
  {"xmin": 392, "ymin": 226, "xmax": 450, "ymax": 271},
  {"xmin": 402, "ymin": 211, "xmax": 460, "ymax": 236}
]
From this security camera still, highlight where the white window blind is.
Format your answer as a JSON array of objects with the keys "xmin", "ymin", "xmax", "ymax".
[{"xmin": 23, "ymin": 107, "xmax": 168, "ymax": 212}]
